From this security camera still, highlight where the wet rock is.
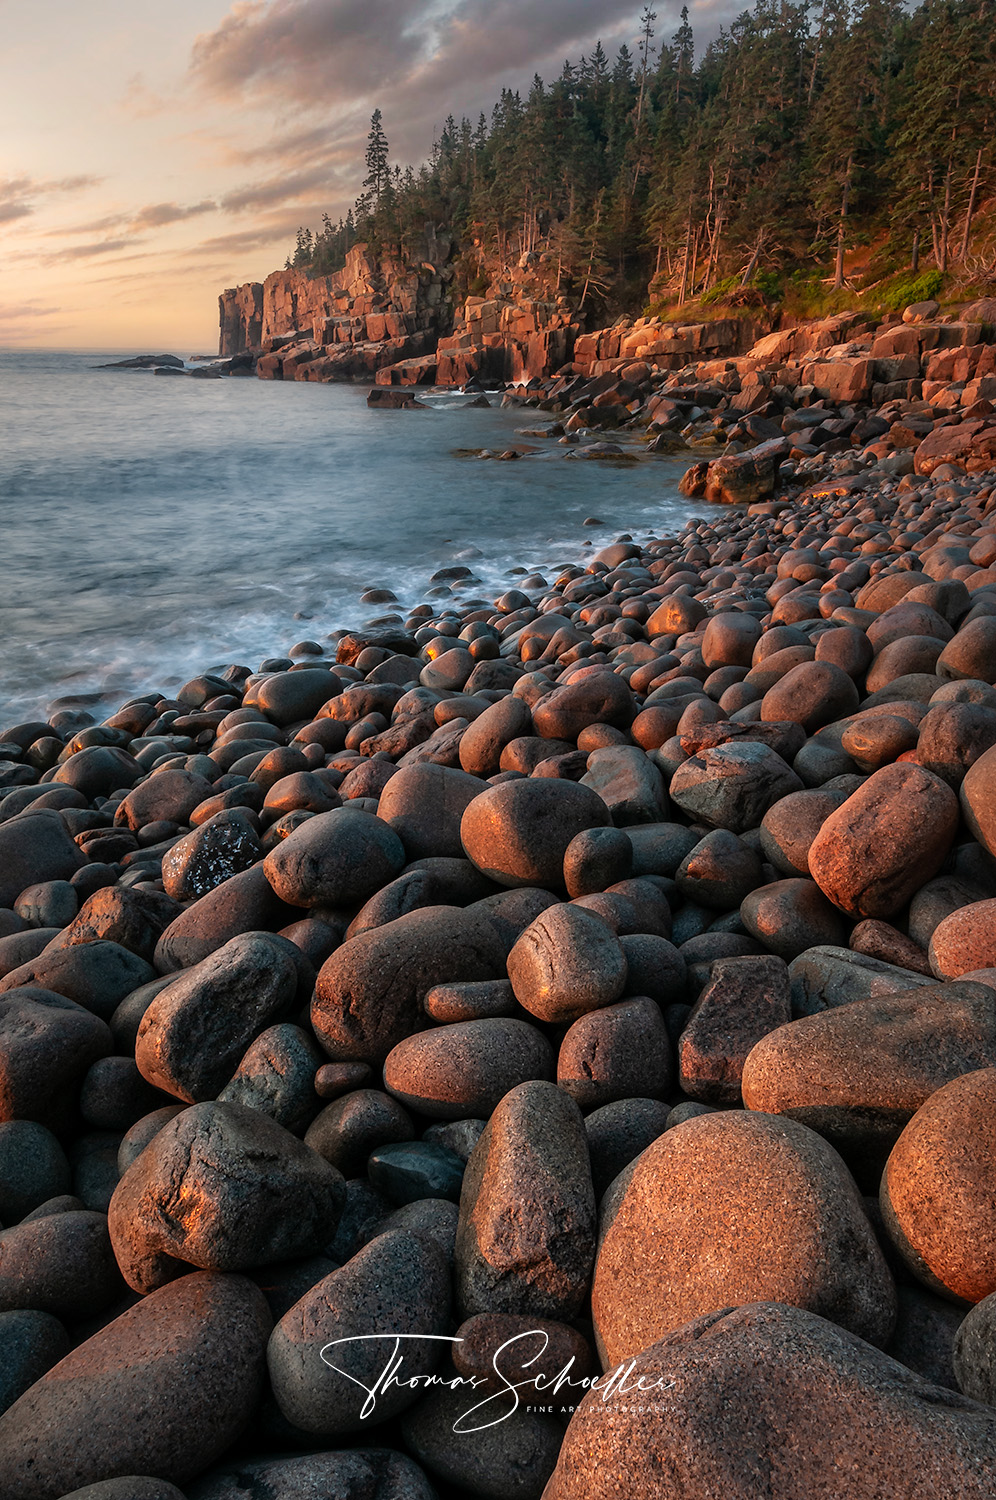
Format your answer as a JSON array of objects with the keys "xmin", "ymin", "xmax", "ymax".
[
  {"xmin": 881, "ymin": 1067, "xmax": 996, "ymax": 1304},
  {"xmin": 455, "ymin": 1081, "xmax": 595, "ymax": 1320},
  {"xmin": 267, "ymin": 1229, "xmax": 450, "ymax": 1434},
  {"xmin": 136, "ymin": 933, "xmax": 299, "ymax": 1102},
  {"xmin": 108, "ymin": 1101, "xmax": 344, "ymax": 1293},
  {"xmin": 507, "ymin": 902, "xmax": 627, "ymax": 1023},
  {"xmin": 0, "ymin": 1271, "xmax": 270, "ymax": 1499},
  {"xmin": 592, "ymin": 1110, "xmax": 896, "ymax": 1366},
  {"xmin": 808, "ymin": 764, "xmax": 959, "ymax": 918},
  {"xmin": 544, "ymin": 1302, "xmax": 996, "ymax": 1500},
  {"xmin": 383, "ymin": 1017, "xmax": 554, "ymax": 1118}
]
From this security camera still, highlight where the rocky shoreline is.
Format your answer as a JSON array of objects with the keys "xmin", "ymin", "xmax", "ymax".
[{"xmin": 4, "ymin": 297, "xmax": 996, "ymax": 1498}]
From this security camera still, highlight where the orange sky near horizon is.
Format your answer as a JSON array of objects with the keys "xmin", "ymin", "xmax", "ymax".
[{"xmin": 0, "ymin": 0, "xmax": 731, "ymax": 353}]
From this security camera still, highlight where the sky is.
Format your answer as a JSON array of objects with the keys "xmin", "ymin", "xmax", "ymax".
[{"xmin": 0, "ymin": 0, "xmax": 738, "ymax": 352}]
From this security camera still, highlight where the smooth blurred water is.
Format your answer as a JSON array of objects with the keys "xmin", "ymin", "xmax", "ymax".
[{"xmin": 0, "ymin": 351, "xmax": 695, "ymax": 720}]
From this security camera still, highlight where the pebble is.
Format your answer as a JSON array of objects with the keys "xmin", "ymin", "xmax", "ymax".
[
  {"xmin": 267, "ymin": 1229, "xmax": 450, "ymax": 1435},
  {"xmin": 108, "ymin": 1101, "xmax": 345, "ymax": 1293},
  {"xmin": 456, "ymin": 1081, "xmax": 595, "ymax": 1321},
  {"xmin": 592, "ymin": 1110, "xmax": 896, "ymax": 1366},
  {"xmin": 506, "ymin": 902, "xmax": 627, "ymax": 1023},
  {"xmin": 544, "ymin": 1302, "xmax": 996, "ymax": 1499},
  {"xmin": 0, "ymin": 1271, "xmax": 271, "ymax": 1499},
  {"xmin": 383, "ymin": 1017, "xmax": 554, "ymax": 1117},
  {"xmin": 881, "ymin": 1067, "xmax": 996, "ymax": 1304}
]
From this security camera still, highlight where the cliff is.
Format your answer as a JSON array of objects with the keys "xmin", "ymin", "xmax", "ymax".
[
  {"xmin": 218, "ymin": 234, "xmax": 762, "ymax": 386},
  {"xmin": 218, "ymin": 228, "xmax": 456, "ymax": 367}
]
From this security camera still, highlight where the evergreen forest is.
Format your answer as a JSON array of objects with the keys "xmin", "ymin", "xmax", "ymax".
[{"xmin": 285, "ymin": 0, "xmax": 996, "ymax": 320}]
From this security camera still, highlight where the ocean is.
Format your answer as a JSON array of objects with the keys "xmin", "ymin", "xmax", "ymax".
[{"xmin": 0, "ymin": 350, "xmax": 696, "ymax": 721}]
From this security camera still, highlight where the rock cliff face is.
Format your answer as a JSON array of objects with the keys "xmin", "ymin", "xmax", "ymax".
[
  {"xmin": 217, "ymin": 233, "xmax": 759, "ymax": 386},
  {"xmin": 218, "ymin": 230, "xmax": 456, "ymax": 367}
]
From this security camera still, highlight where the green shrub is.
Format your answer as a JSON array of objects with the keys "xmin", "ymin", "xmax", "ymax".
[{"xmin": 870, "ymin": 268, "xmax": 944, "ymax": 312}]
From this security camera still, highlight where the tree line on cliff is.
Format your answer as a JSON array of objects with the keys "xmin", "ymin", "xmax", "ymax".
[{"xmin": 286, "ymin": 0, "xmax": 996, "ymax": 316}]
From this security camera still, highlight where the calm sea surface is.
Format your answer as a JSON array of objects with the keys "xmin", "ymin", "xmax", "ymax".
[{"xmin": 0, "ymin": 350, "xmax": 696, "ymax": 721}]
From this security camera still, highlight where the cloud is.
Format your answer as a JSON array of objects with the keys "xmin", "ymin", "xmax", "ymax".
[
  {"xmin": 191, "ymin": 0, "xmax": 443, "ymax": 103},
  {"xmin": 130, "ymin": 199, "xmax": 217, "ymax": 230},
  {"xmin": 0, "ymin": 302, "xmax": 63, "ymax": 320},
  {"xmin": 219, "ymin": 165, "xmax": 347, "ymax": 213},
  {"xmin": 0, "ymin": 173, "xmax": 102, "ymax": 230},
  {"xmin": 46, "ymin": 238, "xmax": 138, "ymax": 262},
  {"xmin": 183, "ymin": 217, "xmax": 313, "ymax": 257},
  {"xmin": 191, "ymin": 0, "xmax": 638, "ymax": 118}
]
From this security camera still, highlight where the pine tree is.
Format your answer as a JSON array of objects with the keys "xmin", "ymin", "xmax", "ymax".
[{"xmin": 362, "ymin": 109, "xmax": 391, "ymax": 208}]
